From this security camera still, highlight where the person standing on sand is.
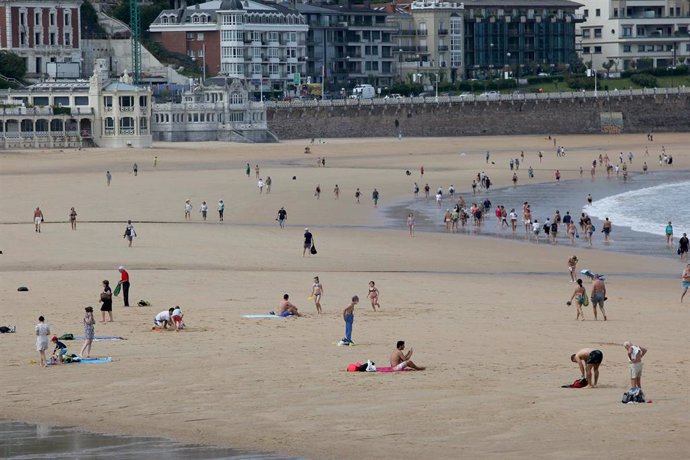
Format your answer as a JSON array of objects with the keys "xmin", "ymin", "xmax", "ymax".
[
  {"xmin": 266, "ymin": 176, "xmax": 272, "ymax": 193},
  {"xmin": 665, "ymin": 222, "xmax": 673, "ymax": 247},
  {"xmin": 681, "ymin": 264, "xmax": 690, "ymax": 302},
  {"xmin": 372, "ymin": 188, "xmax": 380, "ymax": 207},
  {"xmin": 678, "ymin": 233, "xmax": 689, "ymax": 261},
  {"xmin": 245, "ymin": 163, "xmax": 251, "ymax": 178},
  {"xmin": 303, "ymin": 228, "xmax": 313, "ymax": 257},
  {"xmin": 334, "ymin": 184, "xmax": 340, "ymax": 200},
  {"xmin": 69, "ymin": 207, "xmax": 77, "ymax": 230},
  {"xmin": 315, "ymin": 184, "xmax": 321, "ymax": 200},
  {"xmin": 339, "ymin": 296, "xmax": 358, "ymax": 346},
  {"xmin": 184, "ymin": 200, "xmax": 192, "ymax": 221},
  {"xmin": 368, "ymin": 281, "xmax": 381, "ymax": 311},
  {"xmin": 218, "ymin": 200, "xmax": 225, "ymax": 222},
  {"xmin": 106, "ymin": 171, "xmax": 112, "ymax": 186},
  {"xmin": 590, "ymin": 275, "xmax": 608, "ymax": 320},
  {"xmin": 133, "ymin": 163, "xmax": 138, "ymax": 176},
  {"xmin": 80, "ymin": 306, "xmax": 95, "ymax": 358},
  {"xmin": 571, "ymin": 348, "xmax": 603, "ymax": 388},
  {"xmin": 33, "ymin": 207, "xmax": 44, "ymax": 233},
  {"xmin": 568, "ymin": 279, "xmax": 587, "ymax": 321},
  {"xmin": 200, "ymin": 201, "xmax": 208, "ymax": 221},
  {"xmin": 390, "ymin": 341, "xmax": 425, "ymax": 371},
  {"xmin": 355, "ymin": 188, "xmax": 361, "ymax": 204},
  {"xmin": 123, "ymin": 220, "xmax": 136, "ymax": 247},
  {"xmin": 257, "ymin": 178, "xmax": 265, "ymax": 194},
  {"xmin": 255, "ymin": 164, "xmax": 260, "ymax": 179},
  {"xmin": 623, "ymin": 341, "xmax": 647, "ymax": 390},
  {"xmin": 568, "ymin": 256, "xmax": 578, "ymax": 282},
  {"xmin": 153, "ymin": 156, "xmax": 158, "ymax": 167},
  {"xmin": 35, "ymin": 316, "xmax": 50, "ymax": 367},
  {"xmin": 99, "ymin": 280, "xmax": 113, "ymax": 322},
  {"xmin": 407, "ymin": 213, "xmax": 415, "ymax": 237},
  {"xmin": 602, "ymin": 217, "xmax": 612, "ymax": 243},
  {"xmin": 420, "ymin": 166, "xmax": 424, "ymax": 176},
  {"xmin": 425, "ymin": 184, "xmax": 431, "ymax": 199},
  {"xmin": 555, "ymin": 170, "xmax": 561, "ymax": 182},
  {"xmin": 277, "ymin": 207, "xmax": 287, "ymax": 228},
  {"xmin": 118, "ymin": 266, "xmax": 130, "ymax": 307},
  {"xmin": 311, "ymin": 276, "xmax": 324, "ymax": 314}
]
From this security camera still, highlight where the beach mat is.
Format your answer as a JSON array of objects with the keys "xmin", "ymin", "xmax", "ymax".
[
  {"xmin": 242, "ymin": 314, "xmax": 285, "ymax": 319},
  {"xmin": 47, "ymin": 357, "xmax": 113, "ymax": 366},
  {"xmin": 376, "ymin": 367, "xmax": 413, "ymax": 372},
  {"xmin": 74, "ymin": 336, "xmax": 126, "ymax": 341}
]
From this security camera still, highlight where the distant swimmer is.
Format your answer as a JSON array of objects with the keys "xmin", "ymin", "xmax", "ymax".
[
  {"xmin": 390, "ymin": 340, "xmax": 425, "ymax": 371},
  {"xmin": 571, "ymin": 348, "xmax": 603, "ymax": 388},
  {"xmin": 587, "ymin": 194, "xmax": 593, "ymax": 206}
]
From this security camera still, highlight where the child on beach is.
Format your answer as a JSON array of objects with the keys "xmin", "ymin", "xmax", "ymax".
[
  {"xmin": 368, "ymin": 281, "xmax": 381, "ymax": 311},
  {"xmin": 339, "ymin": 296, "xmax": 358, "ymax": 346},
  {"xmin": 171, "ymin": 306, "xmax": 184, "ymax": 331},
  {"xmin": 51, "ymin": 336, "xmax": 69, "ymax": 364}
]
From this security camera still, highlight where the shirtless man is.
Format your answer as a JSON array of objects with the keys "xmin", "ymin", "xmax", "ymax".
[
  {"xmin": 681, "ymin": 264, "xmax": 690, "ymax": 302},
  {"xmin": 33, "ymin": 207, "xmax": 44, "ymax": 233},
  {"xmin": 570, "ymin": 348, "xmax": 603, "ymax": 388},
  {"xmin": 567, "ymin": 256, "xmax": 578, "ymax": 282},
  {"xmin": 623, "ymin": 341, "xmax": 647, "ymax": 389},
  {"xmin": 390, "ymin": 340, "xmax": 425, "ymax": 371},
  {"xmin": 602, "ymin": 217, "xmax": 612, "ymax": 242},
  {"xmin": 275, "ymin": 294, "xmax": 302, "ymax": 317},
  {"xmin": 590, "ymin": 275, "xmax": 608, "ymax": 320}
]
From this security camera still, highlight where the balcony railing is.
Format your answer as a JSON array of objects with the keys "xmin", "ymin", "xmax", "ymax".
[
  {"xmin": 438, "ymin": 29, "xmax": 448, "ymax": 35},
  {"xmin": 438, "ymin": 45, "xmax": 449, "ymax": 51}
]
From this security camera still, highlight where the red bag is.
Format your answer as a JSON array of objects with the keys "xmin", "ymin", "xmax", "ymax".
[{"xmin": 347, "ymin": 362, "xmax": 362, "ymax": 372}]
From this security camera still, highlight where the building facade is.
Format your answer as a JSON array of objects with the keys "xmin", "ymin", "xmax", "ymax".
[
  {"xmin": 576, "ymin": 0, "xmax": 690, "ymax": 71},
  {"xmin": 151, "ymin": 76, "xmax": 273, "ymax": 142},
  {"xmin": 149, "ymin": 0, "xmax": 308, "ymax": 98},
  {"xmin": 0, "ymin": 59, "xmax": 152, "ymax": 149},
  {"xmin": 0, "ymin": 0, "xmax": 82, "ymax": 79}
]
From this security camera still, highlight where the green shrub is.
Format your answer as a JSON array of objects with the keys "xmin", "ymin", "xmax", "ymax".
[
  {"xmin": 566, "ymin": 76, "xmax": 595, "ymax": 90},
  {"xmin": 630, "ymin": 73, "xmax": 658, "ymax": 87}
]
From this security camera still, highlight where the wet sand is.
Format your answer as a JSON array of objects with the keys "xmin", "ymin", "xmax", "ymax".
[{"xmin": 1, "ymin": 134, "xmax": 689, "ymax": 459}]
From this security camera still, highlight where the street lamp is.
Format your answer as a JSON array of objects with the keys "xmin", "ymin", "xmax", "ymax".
[
  {"xmin": 398, "ymin": 48, "xmax": 403, "ymax": 82},
  {"xmin": 506, "ymin": 52, "xmax": 511, "ymax": 79}
]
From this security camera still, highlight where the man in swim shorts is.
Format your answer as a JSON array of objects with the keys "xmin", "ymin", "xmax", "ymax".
[
  {"xmin": 623, "ymin": 341, "xmax": 647, "ymax": 389},
  {"xmin": 571, "ymin": 348, "xmax": 603, "ymax": 388},
  {"xmin": 33, "ymin": 207, "xmax": 44, "ymax": 233},
  {"xmin": 602, "ymin": 217, "xmax": 612, "ymax": 242},
  {"xmin": 276, "ymin": 294, "xmax": 302, "ymax": 317},
  {"xmin": 681, "ymin": 263, "xmax": 690, "ymax": 302},
  {"xmin": 390, "ymin": 340, "xmax": 425, "ymax": 371},
  {"xmin": 303, "ymin": 228, "xmax": 313, "ymax": 257},
  {"xmin": 590, "ymin": 275, "xmax": 608, "ymax": 320}
]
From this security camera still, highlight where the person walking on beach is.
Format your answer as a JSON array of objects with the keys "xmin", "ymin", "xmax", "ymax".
[
  {"xmin": 257, "ymin": 178, "xmax": 265, "ymax": 194},
  {"xmin": 35, "ymin": 316, "xmax": 50, "ymax": 367},
  {"xmin": 266, "ymin": 176, "xmax": 272, "ymax": 193},
  {"xmin": 425, "ymin": 184, "xmax": 431, "ymax": 199},
  {"xmin": 314, "ymin": 184, "xmax": 321, "ymax": 200},
  {"xmin": 413, "ymin": 182, "xmax": 419, "ymax": 198},
  {"xmin": 133, "ymin": 163, "xmax": 138, "ymax": 176},
  {"xmin": 339, "ymin": 296, "xmax": 358, "ymax": 346},
  {"xmin": 200, "ymin": 201, "xmax": 208, "ymax": 221},
  {"xmin": 303, "ymin": 228, "xmax": 313, "ymax": 257},
  {"xmin": 255, "ymin": 164, "xmax": 260, "ymax": 179},
  {"xmin": 33, "ymin": 207, "xmax": 44, "ymax": 233},
  {"xmin": 106, "ymin": 170, "xmax": 112, "ymax": 186},
  {"xmin": 355, "ymin": 188, "xmax": 361, "ymax": 203},
  {"xmin": 623, "ymin": 341, "xmax": 647, "ymax": 390},
  {"xmin": 277, "ymin": 207, "xmax": 287, "ymax": 229},
  {"xmin": 532, "ymin": 219, "xmax": 541, "ymax": 242},
  {"xmin": 568, "ymin": 256, "xmax": 578, "ymax": 282},
  {"xmin": 665, "ymin": 222, "xmax": 673, "ymax": 247},
  {"xmin": 311, "ymin": 276, "xmax": 324, "ymax": 314},
  {"xmin": 391, "ymin": 341, "xmax": 425, "ymax": 371},
  {"xmin": 420, "ymin": 166, "xmax": 424, "ymax": 176},
  {"xmin": 184, "ymin": 200, "xmax": 192, "ymax": 221},
  {"xmin": 118, "ymin": 266, "xmax": 130, "ymax": 307},
  {"xmin": 681, "ymin": 264, "xmax": 690, "ymax": 302},
  {"xmin": 245, "ymin": 163, "xmax": 251, "ymax": 178},
  {"xmin": 372, "ymin": 188, "xmax": 380, "ymax": 207},
  {"xmin": 602, "ymin": 218, "xmax": 612, "ymax": 243},
  {"xmin": 586, "ymin": 194, "xmax": 593, "ymax": 206},
  {"xmin": 555, "ymin": 170, "xmax": 561, "ymax": 182},
  {"xmin": 368, "ymin": 281, "xmax": 381, "ymax": 311},
  {"xmin": 571, "ymin": 348, "xmax": 603, "ymax": 388},
  {"xmin": 407, "ymin": 213, "xmax": 415, "ymax": 237},
  {"xmin": 80, "ymin": 306, "xmax": 95, "ymax": 358},
  {"xmin": 679, "ymin": 233, "xmax": 689, "ymax": 262},
  {"xmin": 123, "ymin": 220, "xmax": 136, "ymax": 247},
  {"xmin": 99, "ymin": 280, "xmax": 113, "ymax": 323},
  {"xmin": 568, "ymin": 279, "xmax": 587, "ymax": 321},
  {"xmin": 69, "ymin": 207, "xmax": 77, "ymax": 230},
  {"xmin": 154, "ymin": 156, "xmax": 158, "ymax": 167},
  {"xmin": 334, "ymin": 184, "xmax": 340, "ymax": 200},
  {"xmin": 591, "ymin": 275, "xmax": 608, "ymax": 320},
  {"xmin": 218, "ymin": 200, "xmax": 225, "ymax": 222}
]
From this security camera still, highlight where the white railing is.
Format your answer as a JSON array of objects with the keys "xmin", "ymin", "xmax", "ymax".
[
  {"xmin": 119, "ymin": 128, "xmax": 135, "ymax": 135},
  {"xmin": 264, "ymin": 86, "xmax": 690, "ymax": 109}
]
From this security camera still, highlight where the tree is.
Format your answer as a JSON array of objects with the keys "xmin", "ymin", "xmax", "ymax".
[
  {"xmin": 602, "ymin": 59, "xmax": 614, "ymax": 78},
  {"xmin": 81, "ymin": 0, "xmax": 106, "ymax": 38},
  {"xmin": 0, "ymin": 51, "xmax": 27, "ymax": 81}
]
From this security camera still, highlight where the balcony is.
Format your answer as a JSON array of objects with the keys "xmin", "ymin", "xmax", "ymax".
[
  {"xmin": 438, "ymin": 29, "xmax": 448, "ymax": 35},
  {"xmin": 438, "ymin": 45, "xmax": 449, "ymax": 52}
]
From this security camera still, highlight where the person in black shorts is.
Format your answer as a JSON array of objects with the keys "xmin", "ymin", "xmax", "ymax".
[
  {"xmin": 303, "ymin": 228, "xmax": 313, "ymax": 257},
  {"xmin": 571, "ymin": 348, "xmax": 603, "ymax": 388}
]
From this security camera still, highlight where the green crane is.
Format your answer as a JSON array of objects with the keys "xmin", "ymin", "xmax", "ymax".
[{"xmin": 130, "ymin": 0, "xmax": 141, "ymax": 85}]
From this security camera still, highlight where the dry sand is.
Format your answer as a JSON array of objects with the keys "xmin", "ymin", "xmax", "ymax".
[{"xmin": 1, "ymin": 134, "xmax": 689, "ymax": 459}]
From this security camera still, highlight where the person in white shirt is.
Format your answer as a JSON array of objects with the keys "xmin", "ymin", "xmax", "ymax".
[
  {"xmin": 532, "ymin": 219, "xmax": 541, "ymax": 242},
  {"xmin": 257, "ymin": 178, "xmax": 265, "ymax": 194},
  {"xmin": 200, "ymin": 201, "xmax": 208, "ymax": 221},
  {"xmin": 154, "ymin": 308, "xmax": 174, "ymax": 329},
  {"xmin": 171, "ymin": 306, "xmax": 184, "ymax": 332},
  {"xmin": 217, "ymin": 200, "xmax": 225, "ymax": 222},
  {"xmin": 184, "ymin": 200, "xmax": 192, "ymax": 221},
  {"xmin": 509, "ymin": 209, "xmax": 518, "ymax": 233}
]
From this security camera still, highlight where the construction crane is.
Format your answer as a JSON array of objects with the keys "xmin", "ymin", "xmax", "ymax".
[{"xmin": 130, "ymin": 0, "xmax": 141, "ymax": 85}]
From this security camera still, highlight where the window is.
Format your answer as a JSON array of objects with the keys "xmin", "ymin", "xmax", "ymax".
[
  {"xmin": 594, "ymin": 29, "xmax": 602, "ymax": 38},
  {"xmin": 103, "ymin": 96, "xmax": 113, "ymax": 108},
  {"xmin": 139, "ymin": 96, "xmax": 148, "ymax": 107},
  {"xmin": 613, "ymin": 8, "xmax": 618, "ymax": 18},
  {"xmin": 636, "ymin": 27, "xmax": 645, "ymax": 36},
  {"xmin": 253, "ymin": 47, "xmax": 261, "ymax": 58},
  {"xmin": 35, "ymin": 12, "xmax": 40, "ymax": 25},
  {"xmin": 252, "ymin": 31, "xmax": 261, "ymax": 41},
  {"xmin": 188, "ymin": 49, "xmax": 195, "ymax": 57},
  {"xmin": 49, "ymin": 33, "xmax": 56, "ymax": 45},
  {"xmin": 623, "ymin": 27, "xmax": 632, "ymax": 37},
  {"xmin": 269, "ymin": 47, "xmax": 280, "ymax": 58},
  {"xmin": 64, "ymin": 32, "xmax": 71, "ymax": 45},
  {"xmin": 583, "ymin": 46, "xmax": 590, "ymax": 54},
  {"xmin": 74, "ymin": 96, "xmax": 89, "ymax": 106},
  {"xmin": 252, "ymin": 63, "xmax": 262, "ymax": 74},
  {"xmin": 162, "ymin": 17, "xmax": 169, "ymax": 24},
  {"xmin": 594, "ymin": 46, "xmax": 601, "ymax": 54},
  {"xmin": 34, "ymin": 32, "xmax": 41, "ymax": 45},
  {"xmin": 638, "ymin": 45, "xmax": 645, "ymax": 52},
  {"xmin": 623, "ymin": 45, "xmax": 631, "ymax": 52},
  {"xmin": 50, "ymin": 12, "xmax": 55, "ymax": 26},
  {"xmin": 186, "ymin": 32, "xmax": 194, "ymax": 40},
  {"xmin": 595, "ymin": 9, "xmax": 600, "ymax": 17},
  {"xmin": 198, "ymin": 47, "xmax": 204, "ymax": 58},
  {"xmin": 582, "ymin": 29, "xmax": 591, "ymax": 38},
  {"xmin": 65, "ymin": 13, "xmax": 70, "ymax": 26},
  {"xmin": 197, "ymin": 33, "xmax": 204, "ymax": 40},
  {"xmin": 268, "ymin": 32, "xmax": 279, "ymax": 42},
  {"xmin": 583, "ymin": 9, "xmax": 588, "ymax": 18},
  {"xmin": 20, "ymin": 11, "xmax": 26, "ymax": 25},
  {"xmin": 268, "ymin": 63, "xmax": 279, "ymax": 74}
]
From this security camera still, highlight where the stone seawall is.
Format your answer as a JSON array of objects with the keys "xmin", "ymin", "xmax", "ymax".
[{"xmin": 267, "ymin": 93, "xmax": 690, "ymax": 140}]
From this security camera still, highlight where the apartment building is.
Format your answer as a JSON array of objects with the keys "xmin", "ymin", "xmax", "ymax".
[
  {"xmin": 149, "ymin": 0, "xmax": 308, "ymax": 97},
  {"xmin": 577, "ymin": 0, "xmax": 690, "ymax": 71},
  {"xmin": 0, "ymin": 0, "xmax": 83, "ymax": 78}
]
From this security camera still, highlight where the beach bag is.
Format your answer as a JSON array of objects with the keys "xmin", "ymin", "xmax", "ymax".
[
  {"xmin": 59, "ymin": 333, "xmax": 74, "ymax": 341},
  {"xmin": 310, "ymin": 244, "xmax": 317, "ymax": 255},
  {"xmin": 124, "ymin": 227, "xmax": 131, "ymax": 237},
  {"xmin": 583, "ymin": 291, "xmax": 590, "ymax": 307},
  {"xmin": 113, "ymin": 283, "xmax": 121, "ymax": 296},
  {"xmin": 347, "ymin": 362, "xmax": 362, "ymax": 372},
  {"xmin": 622, "ymin": 388, "xmax": 645, "ymax": 404},
  {"xmin": 138, "ymin": 300, "xmax": 151, "ymax": 307}
]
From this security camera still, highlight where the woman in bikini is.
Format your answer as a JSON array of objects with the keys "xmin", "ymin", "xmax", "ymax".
[
  {"xmin": 407, "ymin": 213, "xmax": 415, "ymax": 237},
  {"xmin": 569, "ymin": 278, "xmax": 587, "ymax": 321},
  {"xmin": 311, "ymin": 276, "xmax": 323, "ymax": 314},
  {"xmin": 368, "ymin": 281, "xmax": 381, "ymax": 311}
]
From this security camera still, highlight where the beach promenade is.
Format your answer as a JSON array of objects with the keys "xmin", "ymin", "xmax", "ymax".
[{"xmin": 1, "ymin": 134, "xmax": 688, "ymax": 459}]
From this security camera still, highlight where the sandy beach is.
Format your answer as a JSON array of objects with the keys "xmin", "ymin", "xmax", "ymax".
[{"xmin": 1, "ymin": 134, "xmax": 689, "ymax": 459}]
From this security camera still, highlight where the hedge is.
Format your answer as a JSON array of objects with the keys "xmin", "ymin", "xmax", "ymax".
[{"xmin": 630, "ymin": 73, "xmax": 658, "ymax": 88}]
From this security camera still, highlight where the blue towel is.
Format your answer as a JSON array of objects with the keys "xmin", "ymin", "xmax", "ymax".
[{"xmin": 242, "ymin": 314, "xmax": 284, "ymax": 319}]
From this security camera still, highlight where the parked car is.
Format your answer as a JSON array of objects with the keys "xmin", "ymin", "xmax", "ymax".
[
  {"xmin": 384, "ymin": 93, "xmax": 404, "ymax": 99},
  {"xmin": 457, "ymin": 92, "xmax": 473, "ymax": 99},
  {"xmin": 478, "ymin": 91, "xmax": 500, "ymax": 100}
]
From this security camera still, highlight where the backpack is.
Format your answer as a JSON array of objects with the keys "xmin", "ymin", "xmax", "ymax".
[
  {"xmin": 622, "ymin": 388, "xmax": 645, "ymax": 403},
  {"xmin": 59, "ymin": 333, "xmax": 75, "ymax": 340}
]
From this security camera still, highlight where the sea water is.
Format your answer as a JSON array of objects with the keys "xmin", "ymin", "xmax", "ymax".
[{"xmin": 0, "ymin": 421, "xmax": 300, "ymax": 460}]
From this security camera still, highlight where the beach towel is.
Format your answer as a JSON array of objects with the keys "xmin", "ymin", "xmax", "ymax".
[
  {"xmin": 47, "ymin": 357, "xmax": 113, "ymax": 366},
  {"xmin": 242, "ymin": 314, "xmax": 285, "ymax": 319},
  {"xmin": 376, "ymin": 367, "xmax": 414, "ymax": 373},
  {"xmin": 74, "ymin": 336, "xmax": 126, "ymax": 341}
]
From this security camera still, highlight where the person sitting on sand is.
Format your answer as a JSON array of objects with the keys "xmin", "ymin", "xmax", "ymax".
[
  {"xmin": 51, "ymin": 336, "xmax": 69, "ymax": 364},
  {"xmin": 570, "ymin": 348, "xmax": 603, "ymax": 388},
  {"xmin": 390, "ymin": 340, "xmax": 425, "ymax": 371},
  {"xmin": 154, "ymin": 308, "xmax": 174, "ymax": 329},
  {"xmin": 274, "ymin": 294, "xmax": 302, "ymax": 317}
]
